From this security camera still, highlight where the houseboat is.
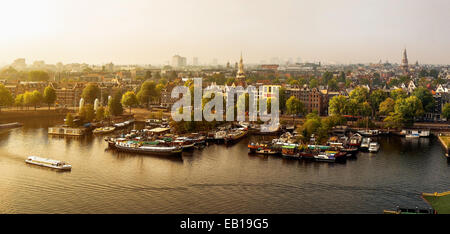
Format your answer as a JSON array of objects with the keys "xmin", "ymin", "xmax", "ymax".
[
  {"xmin": 401, "ymin": 129, "xmax": 430, "ymax": 137},
  {"xmin": 349, "ymin": 133, "xmax": 363, "ymax": 147},
  {"xmin": 224, "ymin": 128, "xmax": 248, "ymax": 145},
  {"xmin": 172, "ymin": 137, "xmax": 195, "ymax": 151},
  {"xmin": 281, "ymin": 144, "xmax": 300, "ymax": 159},
  {"xmin": 48, "ymin": 126, "xmax": 86, "ymax": 136},
  {"xmin": 248, "ymin": 142, "xmax": 278, "ymax": 155},
  {"xmin": 110, "ymin": 140, "xmax": 182, "ymax": 156},
  {"xmin": 25, "ymin": 156, "xmax": 72, "ymax": 170}
]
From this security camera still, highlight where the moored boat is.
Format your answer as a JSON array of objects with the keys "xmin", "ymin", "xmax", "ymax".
[
  {"xmin": 314, "ymin": 150, "xmax": 346, "ymax": 162},
  {"xmin": 368, "ymin": 142, "xmax": 380, "ymax": 152},
  {"xmin": 281, "ymin": 144, "xmax": 300, "ymax": 159},
  {"xmin": 248, "ymin": 142, "xmax": 278, "ymax": 155},
  {"xmin": 360, "ymin": 137, "xmax": 371, "ymax": 151},
  {"xmin": 224, "ymin": 128, "xmax": 248, "ymax": 145},
  {"xmin": 349, "ymin": 133, "xmax": 362, "ymax": 147},
  {"xmin": 111, "ymin": 140, "xmax": 182, "ymax": 156},
  {"xmin": 25, "ymin": 156, "xmax": 72, "ymax": 170},
  {"xmin": 93, "ymin": 126, "xmax": 116, "ymax": 134},
  {"xmin": 172, "ymin": 137, "xmax": 195, "ymax": 151}
]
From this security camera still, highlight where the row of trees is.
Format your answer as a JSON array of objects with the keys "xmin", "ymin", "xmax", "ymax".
[
  {"xmin": 328, "ymin": 86, "xmax": 437, "ymax": 128},
  {"xmin": 0, "ymin": 67, "xmax": 50, "ymax": 81},
  {"xmin": 0, "ymin": 84, "xmax": 57, "ymax": 111}
]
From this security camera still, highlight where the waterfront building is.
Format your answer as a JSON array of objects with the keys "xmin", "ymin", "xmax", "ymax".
[
  {"xmin": 49, "ymin": 82, "xmax": 84, "ymax": 107},
  {"xmin": 285, "ymin": 85, "xmax": 327, "ymax": 115}
]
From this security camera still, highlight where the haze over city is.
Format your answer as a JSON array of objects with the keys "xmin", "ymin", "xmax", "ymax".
[{"xmin": 0, "ymin": 0, "xmax": 449, "ymax": 65}]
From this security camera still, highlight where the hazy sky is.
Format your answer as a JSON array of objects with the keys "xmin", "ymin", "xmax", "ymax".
[{"xmin": 0, "ymin": 0, "xmax": 449, "ymax": 65}]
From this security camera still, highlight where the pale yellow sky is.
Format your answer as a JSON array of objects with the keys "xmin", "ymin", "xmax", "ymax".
[{"xmin": 0, "ymin": 0, "xmax": 449, "ymax": 65}]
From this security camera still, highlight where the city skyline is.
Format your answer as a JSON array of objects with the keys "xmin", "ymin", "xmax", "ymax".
[{"xmin": 0, "ymin": 0, "xmax": 449, "ymax": 65}]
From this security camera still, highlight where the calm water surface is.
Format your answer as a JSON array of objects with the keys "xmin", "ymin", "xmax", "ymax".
[{"xmin": 1, "ymin": 117, "xmax": 450, "ymax": 213}]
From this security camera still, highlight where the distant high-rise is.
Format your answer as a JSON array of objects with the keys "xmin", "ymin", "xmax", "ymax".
[
  {"xmin": 11, "ymin": 58, "xmax": 26, "ymax": 70},
  {"xmin": 192, "ymin": 57, "xmax": 199, "ymax": 66},
  {"xmin": 105, "ymin": 62, "xmax": 114, "ymax": 72},
  {"xmin": 172, "ymin": 55, "xmax": 187, "ymax": 68}
]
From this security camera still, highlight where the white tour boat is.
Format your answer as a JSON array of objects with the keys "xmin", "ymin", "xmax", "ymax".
[
  {"xmin": 368, "ymin": 142, "xmax": 380, "ymax": 152},
  {"xmin": 25, "ymin": 156, "xmax": 72, "ymax": 170}
]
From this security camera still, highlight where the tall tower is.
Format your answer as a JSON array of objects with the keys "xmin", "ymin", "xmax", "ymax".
[
  {"xmin": 401, "ymin": 48, "xmax": 409, "ymax": 73},
  {"xmin": 236, "ymin": 53, "xmax": 246, "ymax": 86}
]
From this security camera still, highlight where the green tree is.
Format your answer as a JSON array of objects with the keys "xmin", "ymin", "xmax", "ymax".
[
  {"xmin": 349, "ymin": 86, "xmax": 369, "ymax": 103},
  {"xmin": 390, "ymin": 88, "xmax": 407, "ymax": 100},
  {"xmin": 0, "ymin": 84, "xmax": 13, "ymax": 111},
  {"xmin": 383, "ymin": 112, "xmax": 405, "ymax": 129},
  {"xmin": 14, "ymin": 94, "xmax": 24, "ymax": 110},
  {"xmin": 379, "ymin": 98, "xmax": 395, "ymax": 116},
  {"xmin": 329, "ymin": 95, "xmax": 349, "ymax": 116},
  {"xmin": 412, "ymin": 87, "xmax": 435, "ymax": 113},
  {"xmin": 121, "ymin": 91, "xmax": 138, "ymax": 113},
  {"xmin": 43, "ymin": 86, "xmax": 57, "ymax": 109},
  {"xmin": 65, "ymin": 113, "xmax": 74, "ymax": 127},
  {"xmin": 108, "ymin": 91, "xmax": 123, "ymax": 116},
  {"xmin": 81, "ymin": 83, "xmax": 101, "ymax": 104},
  {"xmin": 24, "ymin": 90, "xmax": 42, "ymax": 110},
  {"xmin": 79, "ymin": 104, "xmax": 95, "ymax": 122},
  {"xmin": 369, "ymin": 90, "xmax": 387, "ymax": 116},
  {"xmin": 96, "ymin": 106, "xmax": 105, "ymax": 121},
  {"xmin": 327, "ymin": 78, "xmax": 338, "ymax": 91},
  {"xmin": 392, "ymin": 96, "xmax": 424, "ymax": 126},
  {"xmin": 28, "ymin": 71, "xmax": 49, "ymax": 81},
  {"xmin": 442, "ymin": 103, "xmax": 450, "ymax": 121},
  {"xmin": 286, "ymin": 96, "xmax": 305, "ymax": 126},
  {"xmin": 309, "ymin": 78, "xmax": 318, "ymax": 88},
  {"xmin": 137, "ymin": 80, "xmax": 156, "ymax": 108}
]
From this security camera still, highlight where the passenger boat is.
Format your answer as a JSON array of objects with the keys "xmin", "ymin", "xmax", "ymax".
[
  {"xmin": 368, "ymin": 142, "xmax": 380, "ymax": 152},
  {"xmin": 93, "ymin": 126, "xmax": 116, "ymax": 134},
  {"xmin": 248, "ymin": 142, "xmax": 277, "ymax": 155},
  {"xmin": 25, "ymin": 156, "xmax": 72, "ymax": 170},
  {"xmin": 224, "ymin": 128, "xmax": 248, "ymax": 145},
  {"xmin": 111, "ymin": 140, "xmax": 182, "ymax": 156},
  {"xmin": 314, "ymin": 151, "xmax": 346, "ymax": 162},
  {"xmin": 360, "ymin": 137, "xmax": 371, "ymax": 151},
  {"xmin": 281, "ymin": 144, "xmax": 300, "ymax": 159},
  {"xmin": 349, "ymin": 133, "xmax": 363, "ymax": 147}
]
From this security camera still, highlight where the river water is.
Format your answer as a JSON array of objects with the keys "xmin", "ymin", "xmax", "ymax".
[{"xmin": 0, "ymin": 117, "xmax": 449, "ymax": 214}]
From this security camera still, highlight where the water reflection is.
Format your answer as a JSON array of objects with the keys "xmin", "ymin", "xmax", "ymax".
[{"xmin": 0, "ymin": 117, "xmax": 449, "ymax": 213}]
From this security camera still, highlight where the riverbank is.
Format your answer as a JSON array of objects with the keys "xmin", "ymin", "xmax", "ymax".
[
  {"xmin": 438, "ymin": 135, "xmax": 450, "ymax": 157},
  {"xmin": 0, "ymin": 109, "xmax": 70, "ymax": 122}
]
